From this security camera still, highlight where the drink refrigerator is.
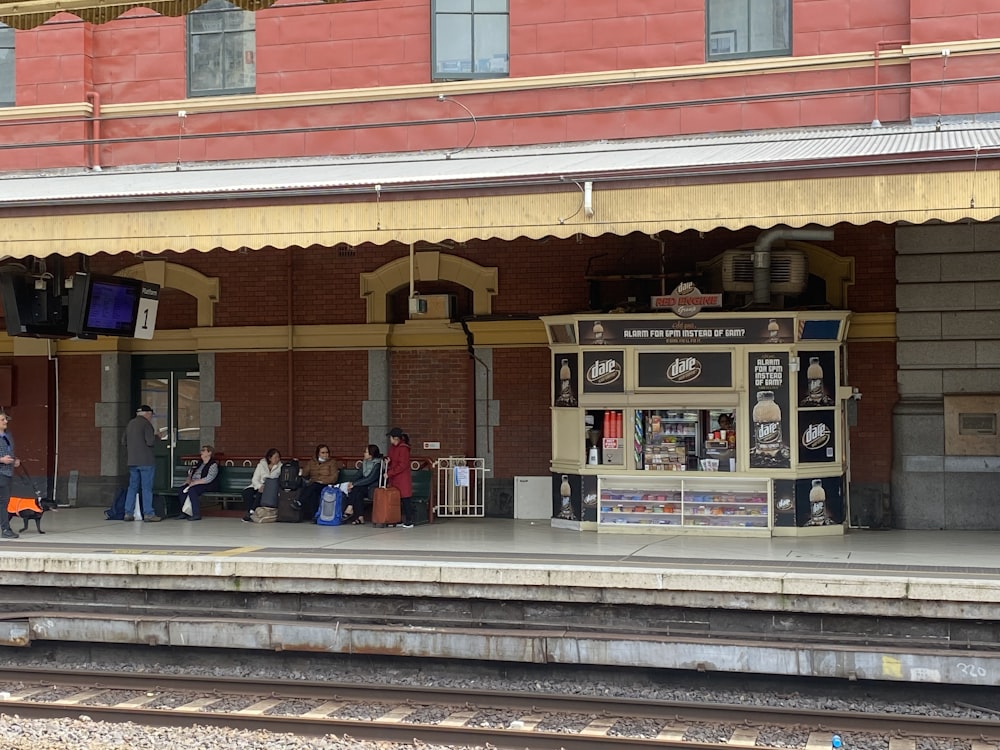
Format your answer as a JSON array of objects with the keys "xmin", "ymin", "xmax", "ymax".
[{"xmin": 636, "ymin": 410, "xmax": 700, "ymax": 471}]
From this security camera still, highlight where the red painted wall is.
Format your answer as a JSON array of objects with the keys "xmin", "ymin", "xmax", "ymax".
[{"xmin": 3, "ymin": 1, "xmax": 998, "ymax": 170}]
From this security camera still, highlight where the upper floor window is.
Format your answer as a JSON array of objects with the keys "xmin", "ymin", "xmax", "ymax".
[
  {"xmin": 706, "ymin": 0, "xmax": 790, "ymax": 61},
  {"xmin": 187, "ymin": 0, "xmax": 255, "ymax": 97},
  {"xmin": 0, "ymin": 23, "xmax": 13, "ymax": 107},
  {"xmin": 432, "ymin": 0, "xmax": 509, "ymax": 80}
]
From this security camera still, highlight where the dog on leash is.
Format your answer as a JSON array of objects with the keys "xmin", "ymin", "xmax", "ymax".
[{"xmin": 8, "ymin": 495, "xmax": 58, "ymax": 534}]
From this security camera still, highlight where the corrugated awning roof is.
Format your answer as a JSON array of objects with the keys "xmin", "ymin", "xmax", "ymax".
[
  {"xmin": 0, "ymin": 0, "xmax": 359, "ymax": 30},
  {"xmin": 1, "ymin": 119, "xmax": 997, "ymax": 205},
  {"xmin": 0, "ymin": 120, "xmax": 997, "ymax": 257}
]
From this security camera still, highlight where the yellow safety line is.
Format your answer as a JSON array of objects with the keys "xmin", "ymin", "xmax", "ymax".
[{"xmin": 210, "ymin": 546, "xmax": 263, "ymax": 556}]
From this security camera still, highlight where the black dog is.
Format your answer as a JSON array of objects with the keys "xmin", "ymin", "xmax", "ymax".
[{"xmin": 8, "ymin": 496, "xmax": 58, "ymax": 534}]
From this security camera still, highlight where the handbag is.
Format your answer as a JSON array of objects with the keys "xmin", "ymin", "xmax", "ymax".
[{"xmin": 181, "ymin": 495, "xmax": 193, "ymax": 516}]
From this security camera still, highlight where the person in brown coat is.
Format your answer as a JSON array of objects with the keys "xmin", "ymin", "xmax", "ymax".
[{"xmin": 299, "ymin": 444, "xmax": 341, "ymax": 519}]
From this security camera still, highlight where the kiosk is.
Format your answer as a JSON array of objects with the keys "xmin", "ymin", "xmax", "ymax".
[{"xmin": 542, "ymin": 311, "xmax": 853, "ymax": 536}]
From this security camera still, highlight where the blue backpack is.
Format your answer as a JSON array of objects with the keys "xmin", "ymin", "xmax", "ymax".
[
  {"xmin": 105, "ymin": 487, "xmax": 129, "ymax": 520},
  {"xmin": 315, "ymin": 485, "xmax": 344, "ymax": 526}
]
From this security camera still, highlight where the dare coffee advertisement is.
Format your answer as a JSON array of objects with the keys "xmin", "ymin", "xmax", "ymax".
[
  {"xmin": 637, "ymin": 352, "xmax": 733, "ymax": 388},
  {"xmin": 796, "ymin": 475, "xmax": 844, "ymax": 527},
  {"xmin": 798, "ymin": 350, "xmax": 836, "ymax": 406},
  {"xmin": 798, "ymin": 409, "xmax": 837, "ymax": 464},
  {"xmin": 578, "ymin": 316, "xmax": 795, "ymax": 346},
  {"xmin": 748, "ymin": 351, "xmax": 791, "ymax": 469},
  {"xmin": 582, "ymin": 350, "xmax": 625, "ymax": 394},
  {"xmin": 553, "ymin": 352, "xmax": 578, "ymax": 407}
]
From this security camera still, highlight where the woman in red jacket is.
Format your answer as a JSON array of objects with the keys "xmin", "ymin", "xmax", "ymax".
[{"xmin": 386, "ymin": 427, "xmax": 414, "ymax": 528}]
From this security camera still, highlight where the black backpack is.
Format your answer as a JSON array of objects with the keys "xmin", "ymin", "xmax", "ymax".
[{"xmin": 279, "ymin": 459, "xmax": 300, "ymax": 490}]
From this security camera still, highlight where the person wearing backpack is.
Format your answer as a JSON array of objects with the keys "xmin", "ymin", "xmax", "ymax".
[{"xmin": 298, "ymin": 444, "xmax": 341, "ymax": 520}]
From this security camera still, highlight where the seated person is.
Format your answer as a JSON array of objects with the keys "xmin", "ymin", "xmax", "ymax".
[
  {"xmin": 342, "ymin": 444, "xmax": 383, "ymax": 525},
  {"xmin": 299, "ymin": 444, "xmax": 341, "ymax": 519},
  {"xmin": 177, "ymin": 445, "xmax": 220, "ymax": 521},
  {"xmin": 241, "ymin": 448, "xmax": 281, "ymax": 522}
]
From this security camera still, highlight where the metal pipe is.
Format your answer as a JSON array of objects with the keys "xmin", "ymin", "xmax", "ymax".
[
  {"xmin": 85, "ymin": 91, "xmax": 101, "ymax": 171},
  {"xmin": 753, "ymin": 228, "xmax": 834, "ymax": 305}
]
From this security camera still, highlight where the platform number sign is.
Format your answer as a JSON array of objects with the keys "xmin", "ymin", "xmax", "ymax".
[{"xmin": 133, "ymin": 282, "xmax": 160, "ymax": 340}]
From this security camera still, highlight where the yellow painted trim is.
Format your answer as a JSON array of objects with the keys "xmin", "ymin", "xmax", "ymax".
[
  {"xmin": 845, "ymin": 312, "xmax": 896, "ymax": 342},
  {"xmin": 360, "ymin": 251, "xmax": 498, "ymax": 324},
  {"xmin": 0, "ymin": 102, "xmax": 91, "ymax": 121},
  {"xmin": 1, "ymin": 171, "xmax": 996, "ymax": 256}
]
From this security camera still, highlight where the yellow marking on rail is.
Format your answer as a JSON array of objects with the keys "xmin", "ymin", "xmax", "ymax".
[
  {"xmin": 656, "ymin": 725, "xmax": 688, "ymax": 741},
  {"xmin": 729, "ymin": 727, "xmax": 760, "ymax": 746},
  {"xmin": 210, "ymin": 546, "xmax": 264, "ymax": 556},
  {"xmin": 235, "ymin": 698, "xmax": 283, "ymax": 715},
  {"xmin": 175, "ymin": 697, "xmax": 223, "ymax": 712},
  {"xmin": 300, "ymin": 701, "xmax": 345, "ymax": 718},
  {"xmin": 580, "ymin": 717, "xmax": 617, "ymax": 736},
  {"xmin": 888, "ymin": 740, "xmax": 916, "ymax": 750},
  {"xmin": 439, "ymin": 710, "xmax": 477, "ymax": 727},
  {"xmin": 52, "ymin": 689, "xmax": 106, "ymax": 705}
]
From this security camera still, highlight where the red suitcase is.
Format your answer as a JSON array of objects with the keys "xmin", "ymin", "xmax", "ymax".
[{"xmin": 372, "ymin": 486, "xmax": 401, "ymax": 527}]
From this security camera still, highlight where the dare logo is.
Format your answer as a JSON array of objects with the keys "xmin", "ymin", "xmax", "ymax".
[
  {"xmin": 801, "ymin": 422, "xmax": 831, "ymax": 450},
  {"xmin": 667, "ymin": 356, "xmax": 701, "ymax": 384}
]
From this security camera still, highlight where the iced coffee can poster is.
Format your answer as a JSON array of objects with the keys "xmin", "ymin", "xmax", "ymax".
[
  {"xmin": 553, "ymin": 353, "xmax": 578, "ymax": 407},
  {"xmin": 748, "ymin": 351, "xmax": 791, "ymax": 469}
]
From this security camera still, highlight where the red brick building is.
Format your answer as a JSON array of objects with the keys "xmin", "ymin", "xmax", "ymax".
[{"xmin": 0, "ymin": 0, "xmax": 997, "ymax": 527}]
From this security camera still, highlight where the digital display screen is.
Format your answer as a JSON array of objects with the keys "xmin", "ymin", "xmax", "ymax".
[{"xmin": 83, "ymin": 279, "xmax": 139, "ymax": 336}]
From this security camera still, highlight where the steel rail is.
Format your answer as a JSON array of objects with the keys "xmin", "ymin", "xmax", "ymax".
[{"xmin": 0, "ymin": 667, "xmax": 998, "ymax": 741}]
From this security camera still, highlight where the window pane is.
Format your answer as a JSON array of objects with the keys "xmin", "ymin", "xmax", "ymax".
[
  {"xmin": 475, "ymin": 0, "xmax": 507, "ymax": 11},
  {"xmin": 0, "ymin": 24, "xmax": 12, "ymax": 106},
  {"xmin": 187, "ymin": 0, "xmax": 255, "ymax": 95},
  {"xmin": 436, "ymin": 15, "xmax": 473, "ymax": 74},
  {"xmin": 708, "ymin": 0, "xmax": 789, "ymax": 59},
  {"xmin": 474, "ymin": 15, "xmax": 507, "ymax": 73},
  {"xmin": 437, "ymin": 0, "xmax": 470, "ymax": 10}
]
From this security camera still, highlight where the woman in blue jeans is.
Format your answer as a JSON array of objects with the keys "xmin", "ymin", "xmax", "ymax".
[{"xmin": 176, "ymin": 445, "xmax": 220, "ymax": 521}]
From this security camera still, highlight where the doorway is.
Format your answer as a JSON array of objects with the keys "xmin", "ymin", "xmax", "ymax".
[{"xmin": 132, "ymin": 355, "xmax": 201, "ymax": 480}]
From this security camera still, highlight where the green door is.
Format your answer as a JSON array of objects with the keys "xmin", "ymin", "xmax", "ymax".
[{"xmin": 132, "ymin": 355, "xmax": 201, "ymax": 486}]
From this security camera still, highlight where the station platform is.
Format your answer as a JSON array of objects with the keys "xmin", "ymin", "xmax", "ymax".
[
  {"xmin": 0, "ymin": 506, "xmax": 994, "ymax": 577},
  {"xmin": 3, "ymin": 508, "xmax": 1000, "ymax": 687}
]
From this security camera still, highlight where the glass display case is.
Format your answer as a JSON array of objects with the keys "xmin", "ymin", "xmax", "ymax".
[
  {"xmin": 598, "ymin": 475, "xmax": 771, "ymax": 533},
  {"xmin": 636, "ymin": 409, "xmax": 700, "ymax": 471}
]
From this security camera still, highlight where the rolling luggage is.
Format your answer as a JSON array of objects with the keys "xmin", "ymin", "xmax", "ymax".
[
  {"xmin": 276, "ymin": 487, "xmax": 304, "ymax": 523},
  {"xmin": 279, "ymin": 460, "xmax": 301, "ymax": 490},
  {"xmin": 372, "ymin": 460, "xmax": 400, "ymax": 527},
  {"xmin": 153, "ymin": 492, "xmax": 182, "ymax": 519}
]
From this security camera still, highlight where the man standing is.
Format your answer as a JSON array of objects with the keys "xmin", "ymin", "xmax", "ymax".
[
  {"xmin": 0, "ymin": 408, "xmax": 21, "ymax": 539},
  {"xmin": 123, "ymin": 404, "xmax": 161, "ymax": 522}
]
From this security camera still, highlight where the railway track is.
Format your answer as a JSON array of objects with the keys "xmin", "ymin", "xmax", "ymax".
[{"xmin": 0, "ymin": 667, "xmax": 998, "ymax": 749}]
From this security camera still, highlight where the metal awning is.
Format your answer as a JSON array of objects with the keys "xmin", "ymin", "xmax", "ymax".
[
  {"xmin": 0, "ymin": 121, "xmax": 997, "ymax": 257},
  {"xmin": 0, "ymin": 0, "xmax": 360, "ymax": 30}
]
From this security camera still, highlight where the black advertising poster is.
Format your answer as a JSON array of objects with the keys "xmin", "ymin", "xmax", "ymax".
[
  {"xmin": 580, "ymin": 474, "xmax": 598, "ymax": 523},
  {"xmin": 795, "ymin": 475, "xmax": 844, "ymax": 527},
  {"xmin": 553, "ymin": 352, "xmax": 578, "ymax": 407},
  {"xmin": 552, "ymin": 472, "xmax": 582, "ymax": 521},
  {"xmin": 798, "ymin": 350, "xmax": 836, "ymax": 406},
  {"xmin": 582, "ymin": 350, "xmax": 625, "ymax": 393},
  {"xmin": 637, "ymin": 352, "xmax": 733, "ymax": 388},
  {"xmin": 798, "ymin": 409, "xmax": 837, "ymax": 464},
  {"xmin": 578, "ymin": 316, "xmax": 794, "ymax": 346},
  {"xmin": 748, "ymin": 351, "xmax": 791, "ymax": 469},
  {"xmin": 773, "ymin": 479, "xmax": 796, "ymax": 527}
]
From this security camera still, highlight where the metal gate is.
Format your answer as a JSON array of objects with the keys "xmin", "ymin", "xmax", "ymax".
[{"xmin": 435, "ymin": 457, "xmax": 487, "ymax": 518}]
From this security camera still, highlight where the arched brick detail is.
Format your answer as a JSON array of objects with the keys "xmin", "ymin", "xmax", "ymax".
[
  {"xmin": 116, "ymin": 259, "xmax": 220, "ymax": 327},
  {"xmin": 359, "ymin": 250, "xmax": 498, "ymax": 324}
]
